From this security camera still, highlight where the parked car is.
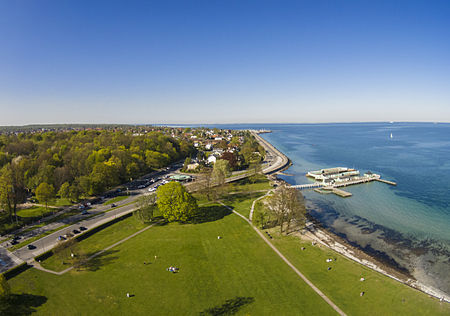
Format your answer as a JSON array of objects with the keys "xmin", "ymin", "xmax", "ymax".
[
  {"xmin": 81, "ymin": 210, "xmax": 89, "ymax": 215},
  {"xmin": 72, "ymin": 229, "xmax": 80, "ymax": 234},
  {"xmin": 148, "ymin": 187, "xmax": 156, "ymax": 192},
  {"xmin": 27, "ymin": 244, "xmax": 36, "ymax": 250},
  {"xmin": 64, "ymin": 233, "xmax": 73, "ymax": 238},
  {"xmin": 111, "ymin": 203, "xmax": 117, "ymax": 208},
  {"xmin": 57, "ymin": 236, "xmax": 65, "ymax": 241},
  {"xmin": 79, "ymin": 226, "xmax": 87, "ymax": 231}
]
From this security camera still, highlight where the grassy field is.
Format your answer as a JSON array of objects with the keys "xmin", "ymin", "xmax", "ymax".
[
  {"xmin": 7, "ymin": 207, "xmax": 335, "ymax": 315},
  {"xmin": 4, "ymin": 177, "xmax": 449, "ymax": 315},
  {"xmin": 17, "ymin": 206, "xmax": 55, "ymax": 218},
  {"xmin": 41, "ymin": 215, "xmax": 147, "ymax": 272},
  {"xmin": 227, "ymin": 174, "xmax": 272, "ymax": 192},
  {"xmin": 270, "ymin": 233, "xmax": 449, "ymax": 315}
]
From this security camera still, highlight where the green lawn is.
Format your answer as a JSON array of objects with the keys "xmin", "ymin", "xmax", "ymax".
[
  {"xmin": 17, "ymin": 206, "xmax": 54, "ymax": 218},
  {"xmin": 222, "ymin": 191, "xmax": 267, "ymax": 218},
  {"xmin": 270, "ymin": 233, "xmax": 449, "ymax": 315},
  {"xmin": 5, "ymin": 177, "xmax": 449, "ymax": 315},
  {"xmin": 41, "ymin": 215, "xmax": 147, "ymax": 272},
  {"xmin": 227, "ymin": 174, "xmax": 272, "ymax": 192},
  {"xmin": 103, "ymin": 195, "xmax": 130, "ymax": 205},
  {"xmin": 8, "ymin": 210, "xmax": 335, "ymax": 315}
]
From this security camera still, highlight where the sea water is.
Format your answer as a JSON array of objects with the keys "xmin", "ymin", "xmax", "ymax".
[{"xmin": 209, "ymin": 122, "xmax": 450, "ymax": 295}]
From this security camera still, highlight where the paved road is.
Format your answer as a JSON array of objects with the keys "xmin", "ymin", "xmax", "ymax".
[{"xmin": 251, "ymin": 131, "xmax": 290, "ymax": 174}]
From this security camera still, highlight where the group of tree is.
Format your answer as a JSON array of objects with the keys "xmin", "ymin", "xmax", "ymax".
[
  {"xmin": 257, "ymin": 185, "xmax": 306, "ymax": 234},
  {"xmin": 0, "ymin": 129, "xmax": 194, "ymax": 223},
  {"xmin": 134, "ymin": 181, "xmax": 198, "ymax": 223}
]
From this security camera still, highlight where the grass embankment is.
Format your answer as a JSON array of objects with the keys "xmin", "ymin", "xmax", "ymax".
[
  {"xmin": 103, "ymin": 195, "xmax": 130, "ymax": 205},
  {"xmin": 6, "ymin": 177, "xmax": 449, "ymax": 315},
  {"xmin": 40, "ymin": 215, "xmax": 147, "ymax": 272}
]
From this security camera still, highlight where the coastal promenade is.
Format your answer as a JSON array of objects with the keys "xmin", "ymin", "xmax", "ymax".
[{"xmin": 250, "ymin": 130, "xmax": 290, "ymax": 174}]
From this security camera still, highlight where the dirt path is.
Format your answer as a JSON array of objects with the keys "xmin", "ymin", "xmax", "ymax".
[
  {"xmin": 249, "ymin": 190, "xmax": 271, "ymax": 222},
  {"xmin": 220, "ymin": 201, "xmax": 346, "ymax": 316}
]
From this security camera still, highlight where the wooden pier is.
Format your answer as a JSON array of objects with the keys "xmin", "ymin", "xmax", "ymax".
[
  {"xmin": 295, "ymin": 169, "xmax": 397, "ymax": 198},
  {"xmin": 331, "ymin": 188, "xmax": 352, "ymax": 197},
  {"xmin": 318, "ymin": 186, "xmax": 353, "ymax": 197},
  {"xmin": 375, "ymin": 178, "xmax": 397, "ymax": 186}
]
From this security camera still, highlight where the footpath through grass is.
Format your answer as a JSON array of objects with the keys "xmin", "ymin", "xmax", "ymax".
[
  {"xmin": 8, "ymin": 208, "xmax": 334, "ymax": 315},
  {"xmin": 5, "ymin": 176, "xmax": 449, "ymax": 315}
]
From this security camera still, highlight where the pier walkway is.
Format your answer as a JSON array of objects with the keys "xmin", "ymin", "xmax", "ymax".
[
  {"xmin": 293, "ymin": 174, "xmax": 397, "ymax": 198},
  {"xmin": 292, "ymin": 183, "xmax": 325, "ymax": 189}
]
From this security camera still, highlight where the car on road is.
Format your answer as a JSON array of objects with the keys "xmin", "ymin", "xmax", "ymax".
[
  {"xmin": 27, "ymin": 244, "xmax": 36, "ymax": 250},
  {"xmin": 79, "ymin": 226, "xmax": 87, "ymax": 231}
]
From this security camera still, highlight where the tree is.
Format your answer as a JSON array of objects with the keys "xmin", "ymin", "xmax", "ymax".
[
  {"xmin": 68, "ymin": 182, "xmax": 81, "ymax": 202},
  {"xmin": 0, "ymin": 273, "xmax": 10, "ymax": 298},
  {"xmin": 212, "ymin": 159, "xmax": 231, "ymax": 199},
  {"xmin": 0, "ymin": 163, "xmax": 26, "ymax": 223},
  {"xmin": 53, "ymin": 238, "xmax": 77, "ymax": 264},
  {"xmin": 198, "ymin": 167, "xmax": 213, "ymax": 201},
  {"xmin": 182, "ymin": 157, "xmax": 191, "ymax": 171},
  {"xmin": 134, "ymin": 194, "xmax": 156, "ymax": 223},
  {"xmin": 212, "ymin": 159, "xmax": 230, "ymax": 186},
  {"xmin": 248, "ymin": 161, "xmax": 262, "ymax": 183},
  {"xmin": 35, "ymin": 182, "xmax": 55, "ymax": 211},
  {"xmin": 156, "ymin": 182, "xmax": 197, "ymax": 222},
  {"xmin": 266, "ymin": 186, "xmax": 306, "ymax": 234},
  {"xmin": 0, "ymin": 168, "xmax": 14, "ymax": 223},
  {"xmin": 220, "ymin": 151, "xmax": 237, "ymax": 170},
  {"xmin": 58, "ymin": 182, "xmax": 70, "ymax": 199}
]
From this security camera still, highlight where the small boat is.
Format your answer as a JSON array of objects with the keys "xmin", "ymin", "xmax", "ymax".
[{"xmin": 390, "ymin": 133, "xmax": 393, "ymax": 139}]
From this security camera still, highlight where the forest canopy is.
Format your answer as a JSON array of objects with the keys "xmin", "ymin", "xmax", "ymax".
[{"xmin": 0, "ymin": 130, "xmax": 193, "ymax": 220}]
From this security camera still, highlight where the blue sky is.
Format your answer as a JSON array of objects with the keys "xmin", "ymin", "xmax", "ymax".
[{"xmin": 1, "ymin": 0, "xmax": 449, "ymax": 125}]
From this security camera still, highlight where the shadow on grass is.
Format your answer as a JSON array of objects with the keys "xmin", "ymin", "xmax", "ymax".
[
  {"xmin": 74, "ymin": 249, "xmax": 119, "ymax": 272},
  {"xmin": 0, "ymin": 294, "xmax": 47, "ymax": 315},
  {"xmin": 199, "ymin": 296, "xmax": 255, "ymax": 315},
  {"xmin": 192, "ymin": 205, "xmax": 232, "ymax": 224}
]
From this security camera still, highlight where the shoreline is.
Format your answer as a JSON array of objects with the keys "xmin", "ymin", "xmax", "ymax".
[{"xmin": 252, "ymin": 130, "xmax": 449, "ymax": 303}]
